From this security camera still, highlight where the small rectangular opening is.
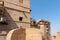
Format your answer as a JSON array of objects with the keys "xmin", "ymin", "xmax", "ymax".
[
  {"xmin": 19, "ymin": 17, "xmax": 23, "ymax": 21},
  {"xmin": 0, "ymin": 9, "xmax": 3, "ymax": 15},
  {"xmin": 33, "ymin": 21, "xmax": 36, "ymax": 24}
]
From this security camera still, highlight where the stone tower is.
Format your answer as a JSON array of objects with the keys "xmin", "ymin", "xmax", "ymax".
[
  {"xmin": 37, "ymin": 19, "xmax": 50, "ymax": 40},
  {"xmin": 4, "ymin": 0, "xmax": 30, "ymax": 28},
  {"xmin": 0, "ymin": 0, "xmax": 30, "ymax": 40}
]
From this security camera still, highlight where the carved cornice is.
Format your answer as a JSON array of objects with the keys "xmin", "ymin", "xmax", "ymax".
[{"xmin": 5, "ymin": 6, "xmax": 30, "ymax": 13}]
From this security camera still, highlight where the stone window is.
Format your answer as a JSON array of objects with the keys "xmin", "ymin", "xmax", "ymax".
[
  {"xmin": 0, "ymin": 9, "xmax": 3, "ymax": 15},
  {"xmin": 46, "ymin": 26, "xmax": 48, "ymax": 28},
  {"xmin": 19, "ymin": 17, "xmax": 23, "ymax": 21},
  {"xmin": 19, "ymin": 0, "xmax": 23, "ymax": 3},
  {"xmin": 33, "ymin": 21, "xmax": 36, "ymax": 24}
]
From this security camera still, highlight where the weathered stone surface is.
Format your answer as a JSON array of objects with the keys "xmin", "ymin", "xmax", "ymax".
[
  {"xmin": 6, "ymin": 28, "xmax": 42, "ymax": 40},
  {"xmin": 56, "ymin": 30, "xmax": 60, "ymax": 40},
  {"xmin": 0, "ymin": 0, "xmax": 30, "ymax": 40},
  {"xmin": 26, "ymin": 28, "xmax": 42, "ymax": 40}
]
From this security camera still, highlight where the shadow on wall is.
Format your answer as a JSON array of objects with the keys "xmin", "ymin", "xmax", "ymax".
[{"xmin": 0, "ymin": 8, "xmax": 19, "ymax": 32}]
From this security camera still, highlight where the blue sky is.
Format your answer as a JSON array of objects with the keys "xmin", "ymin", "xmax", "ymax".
[{"xmin": 30, "ymin": 0, "xmax": 60, "ymax": 35}]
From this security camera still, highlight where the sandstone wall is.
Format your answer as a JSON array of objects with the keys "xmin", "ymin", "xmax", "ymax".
[
  {"xmin": 6, "ymin": 28, "xmax": 42, "ymax": 40},
  {"xmin": 56, "ymin": 32, "xmax": 60, "ymax": 40}
]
